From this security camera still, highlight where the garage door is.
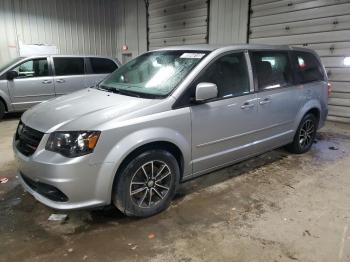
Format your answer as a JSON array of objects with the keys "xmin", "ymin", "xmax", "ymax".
[
  {"xmin": 249, "ymin": 0, "xmax": 350, "ymax": 123},
  {"xmin": 148, "ymin": 0, "xmax": 208, "ymax": 50}
]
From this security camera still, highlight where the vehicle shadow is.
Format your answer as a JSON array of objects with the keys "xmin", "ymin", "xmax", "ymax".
[
  {"xmin": 89, "ymin": 148, "xmax": 289, "ymax": 223},
  {"xmin": 176, "ymin": 149, "xmax": 289, "ymax": 198}
]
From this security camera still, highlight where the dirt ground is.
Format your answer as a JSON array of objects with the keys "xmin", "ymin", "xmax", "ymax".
[{"xmin": 1, "ymin": 113, "xmax": 350, "ymax": 262}]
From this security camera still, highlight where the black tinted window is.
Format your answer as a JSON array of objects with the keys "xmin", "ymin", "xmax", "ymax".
[
  {"xmin": 14, "ymin": 59, "xmax": 49, "ymax": 78},
  {"xmin": 54, "ymin": 58, "xmax": 84, "ymax": 76},
  {"xmin": 90, "ymin": 58, "xmax": 117, "ymax": 74},
  {"xmin": 294, "ymin": 51, "xmax": 325, "ymax": 83},
  {"xmin": 251, "ymin": 51, "xmax": 293, "ymax": 90},
  {"xmin": 197, "ymin": 52, "xmax": 250, "ymax": 98}
]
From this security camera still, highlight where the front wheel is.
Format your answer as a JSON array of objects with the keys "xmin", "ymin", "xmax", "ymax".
[
  {"xmin": 286, "ymin": 113, "xmax": 317, "ymax": 154},
  {"xmin": 0, "ymin": 101, "xmax": 5, "ymax": 120},
  {"xmin": 113, "ymin": 149, "xmax": 180, "ymax": 217}
]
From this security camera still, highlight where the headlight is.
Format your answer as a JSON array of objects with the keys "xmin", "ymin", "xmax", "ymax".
[{"xmin": 46, "ymin": 131, "xmax": 101, "ymax": 158}]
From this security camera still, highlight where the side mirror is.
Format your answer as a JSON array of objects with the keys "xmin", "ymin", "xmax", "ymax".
[
  {"xmin": 195, "ymin": 82, "xmax": 218, "ymax": 102},
  {"xmin": 6, "ymin": 70, "xmax": 18, "ymax": 80}
]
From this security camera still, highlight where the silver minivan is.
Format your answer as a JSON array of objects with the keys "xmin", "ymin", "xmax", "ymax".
[
  {"xmin": 13, "ymin": 44, "xmax": 329, "ymax": 217},
  {"xmin": 0, "ymin": 55, "xmax": 120, "ymax": 118}
]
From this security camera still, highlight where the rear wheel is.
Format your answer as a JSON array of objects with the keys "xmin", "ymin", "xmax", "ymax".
[
  {"xmin": 0, "ymin": 101, "xmax": 5, "ymax": 120},
  {"xmin": 286, "ymin": 113, "xmax": 317, "ymax": 154},
  {"xmin": 113, "ymin": 149, "xmax": 180, "ymax": 217}
]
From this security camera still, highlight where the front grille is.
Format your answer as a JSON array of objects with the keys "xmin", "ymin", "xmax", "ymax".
[
  {"xmin": 15, "ymin": 121, "xmax": 44, "ymax": 156},
  {"xmin": 21, "ymin": 173, "xmax": 69, "ymax": 202}
]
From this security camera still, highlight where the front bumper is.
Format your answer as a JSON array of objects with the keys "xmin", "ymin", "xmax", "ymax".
[{"xmin": 14, "ymin": 134, "xmax": 115, "ymax": 210}]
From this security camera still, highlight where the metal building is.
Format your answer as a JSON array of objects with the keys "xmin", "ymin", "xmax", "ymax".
[{"xmin": 0, "ymin": 0, "xmax": 146, "ymax": 65}]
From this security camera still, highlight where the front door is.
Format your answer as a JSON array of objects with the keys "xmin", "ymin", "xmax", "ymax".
[
  {"xmin": 191, "ymin": 51, "xmax": 259, "ymax": 174},
  {"xmin": 250, "ymin": 51, "xmax": 302, "ymax": 150},
  {"xmin": 7, "ymin": 58, "xmax": 55, "ymax": 111}
]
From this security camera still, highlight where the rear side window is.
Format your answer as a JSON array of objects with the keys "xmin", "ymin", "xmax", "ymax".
[
  {"xmin": 53, "ymin": 57, "xmax": 84, "ymax": 76},
  {"xmin": 293, "ymin": 51, "xmax": 325, "ymax": 83},
  {"xmin": 251, "ymin": 51, "xmax": 293, "ymax": 90},
  {"xmin": 90, "ymin": 58, "xmax": 117, "ymax": 74}
]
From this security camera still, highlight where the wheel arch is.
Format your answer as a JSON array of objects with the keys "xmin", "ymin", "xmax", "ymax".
[
  {"xmin": 115, "ymin": 141, "xmax": 184, "ymax": 182},
  {"xmin": 294, "ymin": 100, "xmax": 322, "ymax": 132},
  {"xmin": 0, "ymin": 91, "xmax": 11, "ymax": 112},
  {"xmin": 99, "ymin": 127, "xmax": 191, "ymax": 204},
  {"xmin": 305, "ymin": 107, "xmax": 320, "ymax": 125},
  {"xmin": 109, "ymin": 140, "xmax": 185, "ymax": 204},
  {"xmin": 0, "ymin": 96, "xmax": 8, "ymax": 111}
]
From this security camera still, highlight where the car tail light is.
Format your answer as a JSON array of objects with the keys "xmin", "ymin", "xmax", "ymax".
[{"xmin": 327, "ymin": 82, "xmax": 332, "ymax": 97}]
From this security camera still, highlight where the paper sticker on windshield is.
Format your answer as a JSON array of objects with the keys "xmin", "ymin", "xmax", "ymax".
[{"xmin": 180, "ymin": 53, "xmax": 205, "ymax": 59}]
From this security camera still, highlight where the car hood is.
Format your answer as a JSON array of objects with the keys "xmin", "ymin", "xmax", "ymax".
[{"xmin": 21, "ymin": 88, "xmax": 165, "ymax": 133}]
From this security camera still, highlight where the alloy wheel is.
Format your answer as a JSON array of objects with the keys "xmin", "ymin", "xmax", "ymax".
[
  {"xmin": 299, "ymin": 119, "xmax": 315, "ymax": 149},
  {"xmin": 129, "ymin": 160, "xmax": 172, "ymax": 208}
]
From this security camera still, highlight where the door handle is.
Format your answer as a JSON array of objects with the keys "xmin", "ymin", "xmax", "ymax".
[
  {"xmin": 259, "ymin": 98, "xmax": 271, "ymax": 105},
  {"xmin": 241, "ymin": 102, "xmax": 255, "ymax": 109},
  {"xmin": 42, "ymin": 80, "xmax": 52, "ymax": 84},
  {"xmin": 56, "ymin": 79, "xmax": 65, "ymax": 83}
]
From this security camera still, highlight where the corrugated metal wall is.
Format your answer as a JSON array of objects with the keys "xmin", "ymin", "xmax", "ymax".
[
  {"xmin": 209, "ymin": 0, "xmax": 249, "ymax": 44},
  {"xmin": 249, "ymin": 0, "xmax": 350, "ymax": 123},
  {"xmin": 147, "ymin": 0, "xmax": 249, "ymax": 49},
  {"xmin": 0, "ymin": 0, "xmax": 18, "ymax": 65},
  {"xmin": 116, "ymin": 0, "xmax": 147, "ymax": 61},
  {"xmin": 0, "ymin": 0, "xmax": 147, "ymax": 65},
  {"xmin": 148, "ymin": 0, "xmax": 209, "ymax": 50}
]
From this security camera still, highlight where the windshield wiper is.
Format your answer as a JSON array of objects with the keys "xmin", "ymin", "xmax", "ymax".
[
  {"xmin": 97, "ymin": 85, "xmax": 165, "ymax": 99},
  {"xmin": 114, "ymin": 88, "xmax": 141, "ymax": 98},
  {"xmin": 97, "ymin": 85, "xmax": 141, "ymax": 98}
]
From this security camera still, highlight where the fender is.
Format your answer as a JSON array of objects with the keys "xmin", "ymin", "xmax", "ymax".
[
  {"xmin": 95, "ymin": 127, "xmax": 191, "ymax": 204},
  {"xmin": 293, "ymin": 98, "xmax": 321, "ymax": 132}
]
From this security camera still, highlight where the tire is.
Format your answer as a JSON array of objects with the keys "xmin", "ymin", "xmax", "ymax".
[
  {"xmin": 113, "ymin": 149, "xmax": 180, "ymax": 217},
  {"xmin": 0, "ymin": 101, "xmax": 5, "ymax": 120},
  {"xmin": 286, "ymin": 113, "xmax": 317, "ymax": 154}
]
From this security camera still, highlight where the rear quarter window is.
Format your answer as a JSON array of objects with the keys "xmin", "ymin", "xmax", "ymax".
[{"xmin": 293, "ymin": 51, "xmax": 325, "ymax": 83}]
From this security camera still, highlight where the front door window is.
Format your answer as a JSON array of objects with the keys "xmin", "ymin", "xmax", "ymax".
[
  {"xmin": 196, "ymin": 52, "xmax": 250, "ymax": 98},
  {"xmin": 13, "ymin": 59, "xmax": 49, "ymax": 78}
]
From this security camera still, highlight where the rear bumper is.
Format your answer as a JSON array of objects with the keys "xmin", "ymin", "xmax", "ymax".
[{"xmin": 319, "ymin": 108, "xmax": 328, "ymax": 129}]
